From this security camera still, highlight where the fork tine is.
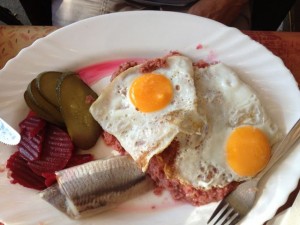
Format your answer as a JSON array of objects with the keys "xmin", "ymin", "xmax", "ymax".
[
  {"xmin": 220, "ymin": 209, "xmax": 237, "ymax": 225},
  {"xmin": 213, "ymin": 204, "xmax": 232, "ymax": 225},
  {"xmin": 228, "ymin": 214, "xmax": 241, "ymax": 225},
  {"xmin": 207, "ymin": 200, "xmax": 228, "ymax": 224}
]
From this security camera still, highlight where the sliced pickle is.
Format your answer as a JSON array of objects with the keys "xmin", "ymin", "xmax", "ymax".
[
  {"xmin": 36, "ymin": 71, "xmax": 62, "ymax": 107},
  {"xmin": 27, "ymin": 79, "xmax": 64, "ymax": 124},
  {"xmin": 24, "ymin": 91, "xmax": 63, "ymax": 126},
  {"xmin": 57, "ymin": 73, "xmax": 101, "ymax": 149}
]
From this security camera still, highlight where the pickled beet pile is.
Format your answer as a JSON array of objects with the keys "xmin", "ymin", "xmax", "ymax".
[{"xmin": 6, "ymin": 113, "xmax": 94, "ymax": 190}]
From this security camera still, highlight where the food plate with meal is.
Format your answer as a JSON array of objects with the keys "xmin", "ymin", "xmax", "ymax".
[{"xmin": 0, "ymin": 11, "xmax": 300, "ymax": 225}]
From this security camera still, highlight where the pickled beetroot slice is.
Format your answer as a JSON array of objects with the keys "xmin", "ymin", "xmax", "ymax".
[
  {"xmin": 41, "ymin": 154, "xmax": 94, "ymax": 187},
  {"xmin": 28, "ymin": 125, "xmax": 73, "ymax": 175},
  {"xmin": 42, "ymin": 172, "xmax": 57, "ymax": 187},
  {"xmin": 6, "ymin": 151, "xmax": 46, "ymax": 190},
  {"xmin": 18, "ymin": 128, "xmax": 45, "ymax": 161},
  {"xmin": 66, "ymin": 154, "xmax": 94, "ymax": 168},
  {"xmin": 19, "ymin": 114, "xmax": 46, "ymax": 138}
]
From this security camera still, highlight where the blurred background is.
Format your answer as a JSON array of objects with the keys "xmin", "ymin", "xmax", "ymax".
[{"xmin": 0, "ymin": 0, "xmax": 299, "ymax": 31}]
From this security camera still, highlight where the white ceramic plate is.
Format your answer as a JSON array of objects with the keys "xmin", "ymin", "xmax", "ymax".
[{"xmin": 0, "ymin": 11, "xmax": 300, "ymax": 225}]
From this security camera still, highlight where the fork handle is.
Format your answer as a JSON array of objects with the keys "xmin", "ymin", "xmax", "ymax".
[{"xmin": 256, "ymin": 118, "xmax": 300, "ymax": 180}]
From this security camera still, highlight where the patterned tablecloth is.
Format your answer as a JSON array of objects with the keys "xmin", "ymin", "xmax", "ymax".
[{"xmin": 0, "ymin": 25, "xmax": 300, "ymax": 224}]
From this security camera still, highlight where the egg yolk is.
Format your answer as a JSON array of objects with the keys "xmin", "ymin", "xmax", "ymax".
[
  {"xmin": 226, "ymin": 126, "xmax": 271, "ymax": 177},
  {"xmin": 129, "ymin": 73, "xmax": 173, "ymax": 112}
]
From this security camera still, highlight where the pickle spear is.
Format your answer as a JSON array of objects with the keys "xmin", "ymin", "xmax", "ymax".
[
  {"xmin": 56, "ymin": 73, "xmax": 102, "ymax": 149},
  {"xmin": 24, "ymin": 91, "xmax": 63, "ymax": 126},
  {"xmin": 37, "ymin": 71, "xmax": 62, "ymax": 107},
  {"xmin": 27, "ymin": 79, "xmax": 64, "ymax": 124}
]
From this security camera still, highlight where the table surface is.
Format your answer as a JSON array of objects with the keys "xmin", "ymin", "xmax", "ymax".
[{"xmin": 0, "ymin": 25, "xmax": 300, "ymax": 224}]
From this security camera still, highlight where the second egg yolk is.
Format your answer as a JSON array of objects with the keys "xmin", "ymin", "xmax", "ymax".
[
  {"xmin": 129, "ymin": 73, "xmax": 173, "ymax": 112},
  {"xmin": 226, "ymin": 126, "xmax": 271, "ymax": 177}
]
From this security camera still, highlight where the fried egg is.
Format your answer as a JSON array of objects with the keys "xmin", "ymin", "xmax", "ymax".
[
  {"xmin": 90, "ymin": 55, "xmax": 207, "ymax": 171},
  {"xmin": 165, "ymin": 63, "xmax": 283, "ymax": 190}
]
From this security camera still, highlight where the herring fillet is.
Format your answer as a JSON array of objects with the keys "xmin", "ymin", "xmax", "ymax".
[{"xmin": 39, "ymin": 155, "xmax": 153, "ymax": 219}]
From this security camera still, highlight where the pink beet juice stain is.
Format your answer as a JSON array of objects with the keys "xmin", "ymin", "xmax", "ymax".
[
  {"xmin": 196, "ymin": 43, "xmax": 203, "ymax": 50},
  {"xmin": 77, "ymin": 58, "xmax": 145, "ymax": 85},
  {"xmin": 206, "ymin": 50, "xmax": 218, "ymax": 63}
]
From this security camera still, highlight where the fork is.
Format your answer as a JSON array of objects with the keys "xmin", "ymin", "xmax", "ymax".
[{"xmin": 207, "ymin": 118, "xmax": 300, "ymax": 225}]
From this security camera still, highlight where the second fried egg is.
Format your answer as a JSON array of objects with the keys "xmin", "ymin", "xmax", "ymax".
[{"xmin": 164, "ymin": 63, "xmax": 283, "ymax": 189}]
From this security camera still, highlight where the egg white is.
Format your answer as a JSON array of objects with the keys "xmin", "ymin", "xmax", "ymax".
[
  {"xmin": 90, "ymin": 55, "xmax": 207, "ymax": 171},
  {"xmin": 169, "ymin": 63, "xmax": 283, "ymax": 190}
]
